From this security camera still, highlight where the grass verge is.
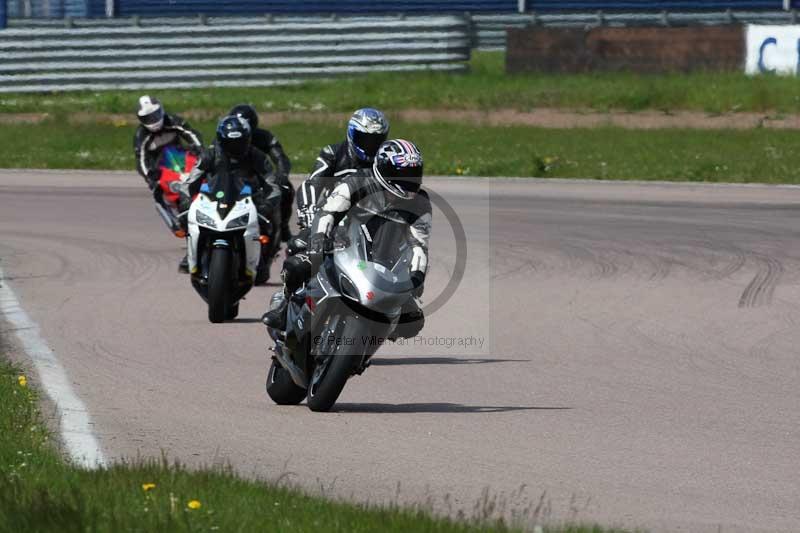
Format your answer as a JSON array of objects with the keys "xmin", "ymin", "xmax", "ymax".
[
  {"xmin": 2, "ymin": 118, "xmax": 800, "ymax": 183},
  {"xmin": 0, "ymin": 354, "xmax": 629, "ymax": 532},
  {"xmin": 2, "ymin": 52, "xmax": 800, "ymax": 115}
]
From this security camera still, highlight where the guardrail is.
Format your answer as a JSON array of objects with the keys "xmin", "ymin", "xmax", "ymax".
[
  {"xmin": 0, "ymin": 15, "xmax": 470, "ymax": 93},
  {"xmin": 7, "ymin": 11, "xmax": 797, "ymax": 51}
]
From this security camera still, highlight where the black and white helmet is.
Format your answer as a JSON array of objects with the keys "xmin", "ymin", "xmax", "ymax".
[
  {"xmin": 347, "ymin": 108, "xmax": 389, "ymax": 163},
  {"xmin": 373, "ymin": 139, "xmax": 423, "ymax": 199},
  {"xmin": 229, "ymin": 103, "xmax": 259, "ymax": 130},
  {"xmin": 136, "ymin": 95, "xmax": 164, "ymax": 132}
]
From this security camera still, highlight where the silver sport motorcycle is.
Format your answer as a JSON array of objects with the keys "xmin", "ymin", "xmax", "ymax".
[{"xmin": 265, "ymin": 212, "xmax": 418, "ymax": 412}]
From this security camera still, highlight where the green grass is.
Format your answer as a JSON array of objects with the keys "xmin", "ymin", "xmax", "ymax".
[
  {"xmin": 0, "ymin": 355, "xmax": 630, "ymax": 532},
  {"xmin": 3, "ymin": 52, "xmax": 800, "ymax": 115},
  {"xmin": 2, "ymin": 118, "xmax": 800, "ymax": 183}
]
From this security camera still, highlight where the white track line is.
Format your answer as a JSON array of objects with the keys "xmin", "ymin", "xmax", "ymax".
[{"xmin": 0, "ymin": 266, "xmax": 106, "ymax": 469}]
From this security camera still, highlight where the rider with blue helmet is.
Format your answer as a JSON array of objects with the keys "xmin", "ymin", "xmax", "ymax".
[
  {"xmin": 175, "ymin": 115, "xmax": 282, "ymax": 274},
  {"xmin": 295, "ymin": 108, "xmax": 389, "ymax": 231}
]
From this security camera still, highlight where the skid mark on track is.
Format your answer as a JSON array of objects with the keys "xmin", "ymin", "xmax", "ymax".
[
  {"xmin": 559, "ymin": 241, "xmax": 621, "ymax": 279},
  {"xmin": 491, "ymin": 239, "xmax": 544, "ymax": 280},
  {"xmin": 739, "ymin": 254, "xmax": 784, "ymax": 308},
  {"xmin": 4, "ymin": 231, "xmax": 173, "ymax": 287}
]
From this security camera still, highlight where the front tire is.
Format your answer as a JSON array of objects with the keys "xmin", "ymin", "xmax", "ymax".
[
  {"xmin": 266, "ymin": 360, "xmax": 307, "ymax": 405},
  {"xmin": 306, "ymin": 316, "xmax": 365, "ymax": 412},
  {"xmin": 208, "ymin": 247, "xmax": 231, "ymax": 323}
]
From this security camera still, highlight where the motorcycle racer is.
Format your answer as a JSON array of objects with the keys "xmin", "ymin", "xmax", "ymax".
[
  {"xmin": 133, "ymin": 95, "xmax": 203, "ymax": 195},
  {"xmin": 294, "ymin": 108, "xmax": 389, "ymax": 231},
  {"xmin": 264, "ymin": 139, "xmax": 430, "ymax": 339},
  {"xmin": 229, "ymin": 104, "xmax": 294, "ymax": 241},
  {"xmin": 175, "ymin": 115, "xmax": 282, "ymax": 273}
]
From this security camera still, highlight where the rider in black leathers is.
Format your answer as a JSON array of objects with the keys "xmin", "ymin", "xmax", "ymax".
[
  {"xmin": 294, "ymin": 108, "xmax": 389, "ymax": 233},
  {"xmin": 264, "ymin": 139, "xmax": 430, "ymax": 339},
  {"xmin": 229, "ymin": 104, "xmax": 293, "ymax": 241},
  {"xmin": 133, "ymin": 95, "xmax": 203, "ymax": 193},
  {"xmin": 176, "ymin": 115, "xmax": 282, "ymax": 272}
]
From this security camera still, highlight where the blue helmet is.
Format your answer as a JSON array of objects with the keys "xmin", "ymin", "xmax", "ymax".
[
  {"xmin": 216, "ymin": 115, "xmax": 251, "ymax": 159},
  {"xmin": 347, "ymin": 108, "xmax": 389, "ymax": 162}
]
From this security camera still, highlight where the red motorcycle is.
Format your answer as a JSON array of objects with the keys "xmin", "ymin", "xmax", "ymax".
[{"xmin": 154, "ymin": 146, "xmax": 198, "ymax": 239}]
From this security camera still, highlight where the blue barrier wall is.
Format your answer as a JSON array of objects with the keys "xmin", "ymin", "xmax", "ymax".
[
  {"xmin": 529, "ymin": 1, "xmax": 780, "ymax": 8},
  {"xmin": 9, "ymin": 0, "xmax": 91, "ymax": 18},
  {"xmin": 105, "ymin": 1, "xmax": 515, "ymax": 17},
  {"xmin": 92, "ymin": 0, "xmax": 786, "ymax": 17}
]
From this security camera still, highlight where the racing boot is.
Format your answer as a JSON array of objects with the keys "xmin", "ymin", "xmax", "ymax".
[
  {"xmin": 262, "ymin": 291, "xmax": 288, "ymax": 331},
  {"xmin": 178, "ymin": 254, "xmax": 189, "ymax": 274}
]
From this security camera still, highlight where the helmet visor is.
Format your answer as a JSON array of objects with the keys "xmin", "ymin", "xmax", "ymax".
[
  {"xmin": 382, "ymin": 165, "xmax": 422, "ymax": 196},
  {"xmin": 139, "ymin": 107, "xmax": 164, "ymax": 127},
  {"xmin": 352, "ymin": 130, "xmax": 387, "ymax": 159},
  {"xmin": 221, "ymin": 136, "xmax": 250, "ymax": 159},
  {"xmin": 393, "ymin": 166, "xmax": 422, "ymax": 191}
]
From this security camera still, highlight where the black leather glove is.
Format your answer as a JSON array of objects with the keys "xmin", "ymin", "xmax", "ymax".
[
  {"xmin": 287, "ymin": 235, "xmax": 308, "ymax": 256},
  {"xmin": 307, "ymin": 232, "xmax": 328, "ymax": 272},
  {"xmin": 411, "ymin": 270, "xmax": 425, "ymax": 297},
  {"xmin": 146, "ymin": 169, "xmax": 161, "ymax": 190}
]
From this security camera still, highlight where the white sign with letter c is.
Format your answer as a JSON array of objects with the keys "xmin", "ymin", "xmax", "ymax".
[{"xmin": 746, "ymin": 25, "xmax": 800, "ymax": 75}]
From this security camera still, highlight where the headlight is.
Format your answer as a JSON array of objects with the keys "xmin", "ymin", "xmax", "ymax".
[
  {"xmin": 196, "ymin": 211, "xmax": 217, "ymax": 228},
  {"xmin": 226, "ymin": 214, "xmax": 250, "ymax": 229},
  {"xmin": 339, "ymin": 274, "xmax": 359, "ymax": 301}
]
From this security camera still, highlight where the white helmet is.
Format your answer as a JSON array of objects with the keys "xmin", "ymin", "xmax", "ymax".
[{"xmin": 137, "ymin": 95, "xmax": 164, "ymax": 132}]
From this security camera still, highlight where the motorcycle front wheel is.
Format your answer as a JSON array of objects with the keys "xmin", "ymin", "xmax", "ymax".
[
  {"xmin": 306, "ymin": 315, "xmax": 365, "ymax": 412},
  {"xmin": 207, "ymin": 247, "xmax": 231, "ymax": 323},
  {"xmin": 266, "ymin": 359, "xmax": 307, "ymax": 405}
]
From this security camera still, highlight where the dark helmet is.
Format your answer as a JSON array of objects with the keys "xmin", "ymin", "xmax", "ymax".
[
  {"xmin": 347, "ymin": 108, "xmax": 389, "ymax": 163},
  {"xmin": 216, "ymin": 115, "xmax": 252, "ymax": 159},
  {"xmin": 229, "ymin": 103, "xmax": 259, "ymax": 130},
  {"xmin": 136, "ymin": 95, "xmax": 164, "ymax": 132},
  {"xmin": 373, "ymin": 139, "xmax": 423, "ymax": 199}
]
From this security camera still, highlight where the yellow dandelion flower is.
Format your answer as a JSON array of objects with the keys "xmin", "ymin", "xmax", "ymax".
[
  {"xmin": 187, "ymin": 500, "xmax": 202, "ymax": 510},
  {"xmin": 142, "ymin": 483, "xmax": 156, "ymax": 492},
  {"xmin": 18, "ymin": 375, "xmax": 27, "ymax": 387}
]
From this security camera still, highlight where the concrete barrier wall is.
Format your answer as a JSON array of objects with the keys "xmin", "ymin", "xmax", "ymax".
[{"xmin": 507, "ymin": 25, "xmax": 745, "ymax": 73}]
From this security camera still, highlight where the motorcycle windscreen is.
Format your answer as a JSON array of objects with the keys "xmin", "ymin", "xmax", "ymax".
[
  {"xmin": 202, "ymin": 171, "xmax": 249, "ymax": 219},
  {"xmin": 349, "ymin": 216, "xmax": 415, "ymax": 294},
  {"xmin": 361, "ymin": 217, "xmax": 409, "ymax": 269}
]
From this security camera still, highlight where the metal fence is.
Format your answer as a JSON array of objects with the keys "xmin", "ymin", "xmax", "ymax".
[
  {"xmin": 3, "ymin": 0, "xmax": 796, "ymax": 23},
  {"xmin": 6, "ymin": 9, "xmax": 800, "ymax": 49},
  {"xmin": 0, "ymin": 15, "xmax": 470, "ymax": 93}
]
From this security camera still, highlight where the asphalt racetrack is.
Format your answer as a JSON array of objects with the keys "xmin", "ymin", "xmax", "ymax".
[{"xmin": 2, "ymin": 171, "xmax": 799, "ymax": 533}]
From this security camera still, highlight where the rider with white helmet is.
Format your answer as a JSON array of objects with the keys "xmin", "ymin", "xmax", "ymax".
[{"xmin": 133, "ymin": 95, "xmax": 203, "ymax": 191}]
